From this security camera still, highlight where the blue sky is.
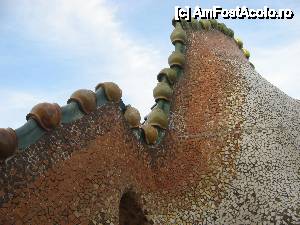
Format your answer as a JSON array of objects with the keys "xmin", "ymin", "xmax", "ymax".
[{"xmin": 0, "ymin": 0, "xmax": 299, "ymax": 129}]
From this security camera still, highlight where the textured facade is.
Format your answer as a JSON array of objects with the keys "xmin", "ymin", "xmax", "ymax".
[{"xmin": 0, "ymin": 19, "xmax": 299, "ymax": 225}]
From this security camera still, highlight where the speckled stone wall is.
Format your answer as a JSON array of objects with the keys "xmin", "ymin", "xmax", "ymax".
[{"xmin": 0, "ymin": 28, "xmax": 299, "ymax": 225}]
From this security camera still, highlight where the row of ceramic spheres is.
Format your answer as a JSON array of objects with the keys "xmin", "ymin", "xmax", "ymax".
[
  {"xmin": 124, "ymin": 20, "xmax": 188, "ymax": 145},
  {"xmin": 0, "ymin": 52, "xmax": 184, "ymax": 159},
  {"xmin": 0, "ymin": 52, "xmax": 184, "ymax": 160},
  {"xmin": 0, "ymin": 82, "xmax": 123, "ymax": 159},
  {"xmin": 173, "ymin": 18, "xmax": 251, "ymax": 60}
]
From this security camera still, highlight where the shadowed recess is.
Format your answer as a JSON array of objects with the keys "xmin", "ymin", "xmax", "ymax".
[{"xmin": 119, "ymin": 191, "xmax": 152, "ymax": 225}]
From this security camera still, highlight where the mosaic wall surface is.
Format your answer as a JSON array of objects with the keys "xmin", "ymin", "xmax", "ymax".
[{"xmin": 0, "ymin": 24, "xmax": 299, "ymax": 224}]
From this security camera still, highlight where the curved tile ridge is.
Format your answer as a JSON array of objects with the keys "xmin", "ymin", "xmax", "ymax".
[
  {"xmin": 0, "ymin": 82, "xmax": 123, "ymax": 159},
  {"xmin": 0, "ymin": 18, "xmax": 252, "ymax": 159},
  {"xmin": 136, "ymin": 17, "xmax": 255, "ymax": 145},
  {"xmin": 180, "ymin": 18, "xmax": 253, "ymax": 65},
  {"xmin": 0, "ymin": 19, "xmax": 185, "ymax": 159}
]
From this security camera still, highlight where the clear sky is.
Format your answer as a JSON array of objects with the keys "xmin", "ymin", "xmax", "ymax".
[{"xmin": 0, "ymin": 0, "xmax": 299, "ymax": 129}]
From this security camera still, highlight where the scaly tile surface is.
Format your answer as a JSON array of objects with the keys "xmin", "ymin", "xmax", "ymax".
[{"xmin": 0, "ymin": 29, "xmax": 299, "ymax": 225}]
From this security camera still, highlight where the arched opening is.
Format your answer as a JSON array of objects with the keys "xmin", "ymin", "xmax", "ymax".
[{"xmin": 119, "ymin": 190, "xmax": 152, "ymax": 225}]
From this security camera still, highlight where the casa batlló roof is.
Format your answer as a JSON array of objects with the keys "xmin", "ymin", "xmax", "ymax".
[{"xmin": 0, "ymin": 18, "xmax": 299, "ymax": 225}]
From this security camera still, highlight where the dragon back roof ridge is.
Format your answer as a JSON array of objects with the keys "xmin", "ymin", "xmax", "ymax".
[
  {"xmin": 0, "ymin": 18, "xmax": 299, "ymax": 225},
  {"xmin": 0, "ymin": 18, "xmax": 252, "ymax": 159}
]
